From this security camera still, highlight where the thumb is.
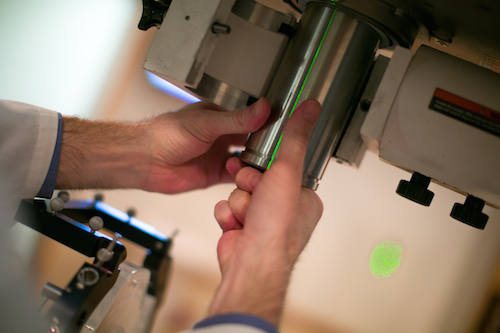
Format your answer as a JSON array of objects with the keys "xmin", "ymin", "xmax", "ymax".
[
  {"xmin": 195, "ymin": 98, "xmax": 271, "ymax": 141},
  {"xmin": 272, "ymin": 99, "xmax": 321, "ymax": 178}
]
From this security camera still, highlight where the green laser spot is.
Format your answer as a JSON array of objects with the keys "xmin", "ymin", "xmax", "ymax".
[
  {"xmin": 266, "ymin": 9, "xmax": 337, "ymax": 170},
  {"xmin": 369, "ymin": 241, "xmax": 403, "ymax": 278},
  {"xmin": 267, "ymin": 134, "xmax": 283, "ymax": 169}
]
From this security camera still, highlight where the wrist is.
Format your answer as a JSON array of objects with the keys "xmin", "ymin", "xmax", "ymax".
[{"xmin": 209, "ymin": 237, "xmax": 295, "ymax": 326}]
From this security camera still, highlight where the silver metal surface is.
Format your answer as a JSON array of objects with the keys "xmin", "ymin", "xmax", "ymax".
[
  {"xmin": 241, "ymin": 2, "xmax": 380, "ymax": 190},
  {"xmin": 211, "ymin": 22, "xmax": 231, "ymax": 34},
  {"xmin": 302, "ymin": 12, "xmax": 381, "ymax": 189},
  {"xmin": 81, "ymin": 263, "xmax": 155, "ymax": 333},
  {"xmin": 42, "ymin": 283, "xmax": 64, "ymax": 300},
  {"xmin": 233, "ymin": 0, "xmax": 297, "ymax": 32},
  {"xmin": 334, "ymin": 55, "xmax": 390, "ymax": 167},
  {"xmin": 241, "ymin": 2, "xmax": 338, "ymax": 169},
  {"xmin": 188, "ymin": 73, "xmax": 252, "ymax": 111},
  {"xmin": 188, "ymin": 0, "xmax": 294, "ymax": 110},
  {"xmin": 298, "ymin": 0, "xmax": 421, "ymax": 48}
]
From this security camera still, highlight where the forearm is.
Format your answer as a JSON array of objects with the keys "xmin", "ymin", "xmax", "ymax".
[{"xmin": 56, "ymin": 116, "xmax": 153, "ymax": 190}]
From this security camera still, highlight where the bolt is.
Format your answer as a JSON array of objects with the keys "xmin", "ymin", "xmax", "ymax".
[
  {"xmin": 88, "ymin": 216, "xmax": 104, "ymax": 235},
  {"xmin": 97, "ymin": 248, "xmax": 113, "ymax": 263},
  {"xmin": 212, "ymin": 22, "xmax": 231, "ymax": 35},
  {"xmin": 107, "ymin": 233, "xmax": 122, "ymax": 251},
  {"xmin": 57, "ymin": 191, "xmax": 70, "ymax": 203},
  {"xmin": 170, "ymin": 228, "xmax": 180, "ymax": 239},
  {"xmin": 95, "ymin": 233, "xmax": 121, "ymax": 268},
  {"xmin": 50, "ymin": 198, "xmax": 65, "ymax": 214}
]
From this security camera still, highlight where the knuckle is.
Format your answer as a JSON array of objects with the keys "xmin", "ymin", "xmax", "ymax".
[
  {"xmin": 214, "ymin": 202, "xmax": 226, "ymax": 222},
  {"xmin": 232, "ymin": 110, "xmax": 248, "ymax": 129},
  {"xmin": 229, "ymin": 189, "xmax": 250, "ymax": 212},
  {"xmin": 235, "ymin": 167, "xmax": 259, "ymax": 190},
  {"xmin": 287, "ymin": 123, "xmax": 309, "ymax": 148},
  {"xmin": 287, "ymin": 126, "xmax": 310, "ymax": 151},
  {"xmin": 235, "ymin": 170, "xmax": 247, "ymax": 188}
]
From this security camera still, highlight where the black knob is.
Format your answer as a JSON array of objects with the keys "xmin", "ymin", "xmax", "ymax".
[
  {"xmin": 396, "ymin": 172, "xmax": 434, "ymax": 206},
  {"xmin": 138, "ymin": 0, "xmax": 171, "ymax": 31},
  {"xmin": 451, "ymin": 195, "xmax": 489, "ymax": 229}
]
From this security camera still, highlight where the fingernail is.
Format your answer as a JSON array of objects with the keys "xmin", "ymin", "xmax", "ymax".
[
  {"xmin": 251, "ymin": 99, "xmax": 264, "ymax": 118},
  {"xmin": 302, "ymin": 101, "xmax": 321, "ymax": 123}
]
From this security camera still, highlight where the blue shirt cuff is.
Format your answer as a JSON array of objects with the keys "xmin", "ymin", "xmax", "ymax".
[
  {"xmin": 36, "ymin": 113, "xmax": 63, "ymax": 198},
  {"xmin": 194, "ymin": 313, "xmax": 279, "ymax": 333}
]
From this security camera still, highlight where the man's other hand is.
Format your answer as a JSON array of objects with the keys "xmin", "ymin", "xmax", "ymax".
[{"xmin": 210, "ymin": 100, "xmax": 323, "ymax": 326}]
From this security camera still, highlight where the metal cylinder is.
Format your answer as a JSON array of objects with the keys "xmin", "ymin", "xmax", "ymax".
[{"xmin": 240, "ymin": 2, "xmax": 381, "ymax": 189}]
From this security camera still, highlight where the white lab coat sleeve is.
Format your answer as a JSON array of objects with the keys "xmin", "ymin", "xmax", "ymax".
[
  {"xmin": 0, "ymin": 100, "xmax": 60, "ymax": 230},
  {"xmin": 179, "ymin": 314, "xmax": 279, "ymax": 333}
]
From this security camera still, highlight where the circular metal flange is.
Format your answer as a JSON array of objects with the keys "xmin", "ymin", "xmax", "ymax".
[
  {"xmin": 187, "ymin": 73, "xmax": 252, "ymax": 111},
  {"xmin": 232, "ymin": 0, "xmax": 297, "ymax": 32},
  {"xmin": 298, "ymin": 0, "xmax": 423, "ymax": 48}
]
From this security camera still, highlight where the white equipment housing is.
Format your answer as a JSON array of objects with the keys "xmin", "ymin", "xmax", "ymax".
[{"xmin": 362, "ymin": 46, "xmax": 500, "ymax": 210}]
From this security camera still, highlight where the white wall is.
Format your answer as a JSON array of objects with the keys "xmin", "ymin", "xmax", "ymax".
[
  {"xmin": 0, "ymin": 0, "xmax": 138, "ymax": 118},
  {"xmin": 0, "ymin": 0, "xmax": 139, "ymax": 269}
]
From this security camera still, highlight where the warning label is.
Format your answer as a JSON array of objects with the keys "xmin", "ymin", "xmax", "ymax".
[{"xmin": 429, "ymin": 88, "xmax": 500, "ymax": 138}]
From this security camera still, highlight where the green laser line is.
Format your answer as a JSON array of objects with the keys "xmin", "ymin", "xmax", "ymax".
[
  {"xmin": 266, "ymin": 8, "xmax": 337, "ymax": 170},
  {"xmin": 266, "ymin": 134, "xmax": 283, "ymax": 169}
]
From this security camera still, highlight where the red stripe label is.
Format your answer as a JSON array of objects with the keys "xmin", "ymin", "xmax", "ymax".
[{"xmin": 429, "ymin": 88, "xmax": 500, "ymax": 138}]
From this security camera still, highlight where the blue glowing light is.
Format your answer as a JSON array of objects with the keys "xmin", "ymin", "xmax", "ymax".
[
  {"xmin": 145, "ymin": 71, "xmax": 201, "ymax": 104},
  {"xmin": 95, "ymin": 201, "xmax": 129, "ymax": 222},
  {"xmin": 130, "ymin": 217, "xmax": 168, "ymax": 241}
]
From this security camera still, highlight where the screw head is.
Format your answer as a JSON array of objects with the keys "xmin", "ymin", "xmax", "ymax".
[
  {"xmin": 89, "ymin": 216, "xmax": 104, "ymax": 232},
  {"xmin": 97, "ymin": 248, "xmax": 113, "ymax": 263},
  {"xmin": 57, "ymin": 191, "xmax": 70, "ymax": 203},
  {"xmin": 50, "ymin": 198, "xmax": 65, "ymax": 212}
]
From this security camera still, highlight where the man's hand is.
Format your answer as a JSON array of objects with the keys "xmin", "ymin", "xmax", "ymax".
[
  {"xmin": 56, "ymin": 99, "xmax": 271, "ymax": 193},
  {"xmin": 209, "ymin": 100, "xmax": 323, "ymax": 326}
]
